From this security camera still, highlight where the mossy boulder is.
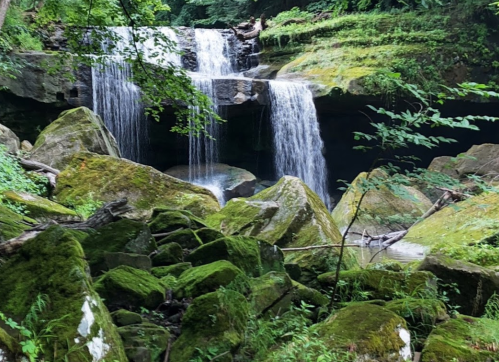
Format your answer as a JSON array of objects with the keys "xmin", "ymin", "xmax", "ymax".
[
  {"xmin": 148, "ymin": 210, "xmax": 196, "ymax": 233},
  {"xmin": 111, "ymin": 309, "xmax": 143, "ymax": 327},
  {"xmin": 0, "ymin": 123, "xmax": 20, "ymax": 154},
  {"xmin": 104, "ymin": 252, "xmax": 152, "ymax": 271},
  {"xmin": 151, "ymin": 262, "xmax": 192, "ymax": 278},
  {"xmin": 170, "ymin": 290, "xmax": 249, "ymax": 362},
  {"xmin": 54, "ymin": 152, "xmax": 220, "ymax": 219},
  {"xmin": 332, "ymin": 169, "xmax": 432, "ymax": 240},
  {"xmin": 0, "ymin": 225, "xmax": 127, "ymax": 362},
  {"xmin": 186, "ymin": 236, "xmax": 283, "ymax": 277},
  {"xmin": 3, "ymin": 190, "xmax": 79, "ymax": 222},
  {"xmin": 291, "ymin": 280, "xmax": 329, "ymax": 308},
  {"xmin": 94, "ymin": 266, "xmax": 167, "ymax": 310},
  {"xmin": 206, "ymin": 176, "xmax": 358, "ymax": 285},
  {"xmin": 405, "ymin": 192, "xmax": 499, "ymax": 266},
  {"xmin": 118, "ymin": 323, "xmax": 170, "ymax": 362},
  {"xmin": 151, "ymin": 242, "xmax": 183, "ymax": 267},
  {"xmin": 318, "ymin": 269, "xmax": 435, "ymax": 301},
  {"xmin": 195, "ymin": 227, "xmax": 225, "ymax": 243},
  {"xmin": 157, "ymin": 229, "xmax": 202, "ymax": 249},
  {"xmin": 81, "ymin": 219, "xmax": 156, "ymax": 275},
  {"xmin": 249, "ymin": 272, "xmax": 293, "ymax": 314},
  {"xmin": 314, "ymin": 303, "xmax": 411, "ymax": 361},
  {"xmin": 422, "ymin": 314, "xmax": 499, "ymax": 362},
  {"xmin": 0, "ymin": 326, "xmax": 19, "ymax": 361},
  {"xmin": 417, "ymin": 254, "xmax": 499, "ymax": 316},
  {"xmin": 29, "ymin": 107, "xmax": 120, "ymax": 170},
  {"xmin": 173, "ymin": 260, "xmax": 246, "ymax": 299},
  {"xmin": 0, "ymin": 204, "xmax": 31, "ymax": 241}
]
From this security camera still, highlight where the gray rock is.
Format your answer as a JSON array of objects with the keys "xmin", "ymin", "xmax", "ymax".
[
  {"xmin": 165, "ymin": 163, "xmax": 257, "ymax": 200},
  {"xmin": 104, "ymin": 252, "xmax": 152, "ymax": 271},
  {"xmin": 20, "ymin": 140, "xmax": 33, "ymax": 152},
  {"xmin": 243, "ymin": 64, "xmax": 281, "ymax": 79},
  {"xmin": 0, "ymin": 123, "xmax": 20, "ymax": 154},
  {"xmin": 29, "ymin": 107, "xmax": 120, "ymax": 170}
]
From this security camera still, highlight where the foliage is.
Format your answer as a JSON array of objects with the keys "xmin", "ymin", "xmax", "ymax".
[
  {"xmin": 0, "ymin": 145, "xmax": 46, "ymax": 213},
  {"xmin": 63, "ymin": 194, "xmax": 103, "ymax": 219},
  {"xmin": 0, "ymin": 294, "xmax": 67, "ymax": 362},
  {"xmin": 185, "ymin": 0, "xmax": 252, "ymax": 26}
]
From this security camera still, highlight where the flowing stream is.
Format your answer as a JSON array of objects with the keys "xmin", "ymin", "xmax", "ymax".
[{"xmin": 268, "ymin": 80, "xmax": 331, "ymax": 209}]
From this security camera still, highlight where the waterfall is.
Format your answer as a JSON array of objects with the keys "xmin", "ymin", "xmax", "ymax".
[
  {"xmin": 91, "ymin": 27, "xmax": 181, "ymax": 163},
  {"xmin": 269, "ymin": 80, "xmax": 331, "ymax": 209},
  {"xmin": 194, "ymin": 29, "xmax": 234, "ymax": 76}
]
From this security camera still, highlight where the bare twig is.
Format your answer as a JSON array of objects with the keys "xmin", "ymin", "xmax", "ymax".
[
  {"xmin": 281, "ymin": 244, "xmax": 360, "ymax": 251},
  {"xmin": 152, "ymin": 228, "xmax": 184, "ymax": 239}
]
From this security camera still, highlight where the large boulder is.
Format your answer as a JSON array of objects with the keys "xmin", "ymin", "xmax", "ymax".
[
  {"xmin": 249, "ymin": 271, "xmax": 293, "ymax": 314},
  {"xmin": 81, "ymin": 219, "xmax": 156, "ymax": 275},
  {"xmin": 29, "ymin": 107, "xmax": 120, "ymax": 170},
  {"xmin": 332, "ymin": 169, "xmax": 433, "ymax": 239},
  {"xmin": 118, "ymin": 323, "xmax": 170, "ymax": 362},
  {"xmin": 313, "ymin": 303, "xmax": 411, "ymax": 361},
  {"xmin": 429, "ymin": 144, "xmax": 499, "ymax": 180},
  {"xmin": 94, "ymin": 266, "xmax": 167, "ymax": 310},
  {"xmin": 170, "ymin": 290, "xmax": 249, "ymax": 362},
  {"xmin": 2, "ymin": 190, "xmax": 79, "ymax": 222},
  {"xmin": 0, "ymin": 226, "xmax": 127, "ymax": 362},
  {"xmin": 422, "ymin": 314, "xmax": 499, "ymax": 362},
  {"xmin": 417, "ymin": 254, "xmax": 499, "ymax": 316},
  {"xmin": 54, "ymin": 152, "xmax": 220, "ymax": 219},
  {"xmin": 186, "ymin": 236, "xmax": 284, "ymax": 277},
  {"xmin": 165, "ymin": 163, "xmax": 257, "ymax": 200},
  {"xmin": 205, "ymin": 176, "xmax": 358, "ymax": 286},
  {"xmin": 0, "ymin": 123, "xmax": 20, "ymax": 154},
  {"xmin": 404, "ymin": 192, "xmax": 499, "ymax": 266}
]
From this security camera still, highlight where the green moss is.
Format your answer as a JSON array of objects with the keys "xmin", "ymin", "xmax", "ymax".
[
  {"xmin": 111, "ymin": 309, "xmax": 143, "ymax": 327},
  {"xmin": 186, "ymin": 236, "xmax": 264, "ymax": 277},
  {"xmin": 174, "ymin": 260, "xmax": 246, "ymax": 299},
  {"xmin": 422, "ymin": 315, "xmax": 499, "ymax": 362},
  {"xmin": 81, "ymin": 219, "xmax": 156, "ymax": 275},
  {"xmin": 0, "ymin": 226, "xmax": 126, "ymax": 362},
  {"xmin": 0, "ymin": 203, "xmax": 31, "ymax": 240},
  {"xmin": 157, "ymin": 228, "xmax": 202, "ymax": 248},
  {"xmin": 195, "ymin": 227, "xmax": 224, "ymax": 244},
  {"xmin": 3, "ymin": 190, "xmax": 79, "ymax": 221},
  {"xmin": 291, "ymin": 280, "xmax": 329, "ymax": 307},
  {"xmin": 170, "ymin": 290, "xmax": 249, "ymax": 362},
  {"xmin": 160, "ymin": 275, "xmax": 177, "ymax": 290},
  {"xmin": 118, "ymin": 322, "xmax": 170, "ymax": 362},
  {"xmin": 249, "ymin": 272, "xmax": 293, "ymax": 314},
  {"xmin": 318, "ymin": 269, "xmax": 435, "ymax": 300},
  {"xmin": 148, "ymin": 210, "xmax": 193, "ymax": 233},
  {"xmin": 94, "ymin": 266, "xmax": 167, "ymax": 310},
  {"xmin": 54, "ymin": 152, "xmax": 220, "ymax": 219},
  {"xmin": 0, "ymin": 326, "xmax": 19, "ymax": 355},
  {"xmin": 151, "ymin": 242, "xmax": 183, "ymax": 267},
  {"xmin": 151, "ymin": 262, "xmax": 192, "ymax": 278},
  {"xmin": 314, "ymin": 303, "xmax": 408, "ymax": 358}
]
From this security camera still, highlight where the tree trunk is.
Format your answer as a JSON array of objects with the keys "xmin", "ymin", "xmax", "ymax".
[{"xmin": 0, "ymin": 0, "xmax": 11, "ymax": 31}]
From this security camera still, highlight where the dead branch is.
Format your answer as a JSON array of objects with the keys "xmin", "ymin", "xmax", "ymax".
[
  {"xmin": 18, "ymin": 158, "xmax": 60, "ymax": 175},
  {"xmin": 281, "ymin": 244, "xmax": 360, "ymax": 251},
  {"xmin": 152, "ymin": 228, "xmax": 184, "ymax": 239},
  {"xmin": 231, "ymin": 14, "xmax": 267, "ymax": 41},
  {"xmin": 0, "ymin": 198, "xmax": 132, "ymax": 256}
]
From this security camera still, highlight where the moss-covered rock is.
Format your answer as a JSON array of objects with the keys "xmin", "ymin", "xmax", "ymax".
[
  {"xmin": 291, "ymin": 280, "xmax": 329, "ymax": 308},
  {"xmin": 0, "ymin": 226, "xmax": 126, "ymax": 362},
  {"xmin": 151, "ymin": 242, "xmax": 183, "ymax": 267},
  {"xmin": 250, "ymin": 272, "xmax": 293, "ymax": 314},
  {"xmin": 0, "ymin": 203, "xmax": 31, "ymax": 241},
  {"xmin": 2, "ymin": 190, "xmax": 79, "ymax": 222},
  {"xmin": 195, "ymin": 227, "xmax": 224, "ymax": 243},
  {"xmin": 157, "ymin": 229, "xmax": 202, "ymax": 249},
  {"xmin": 170, "ymin": 290, "xmax": 249, "ymax": 362},
  {"xmin": 148, "ymin": 210, "xmax": 194, "ymax": 233},
  {"xmin": 422, "ymin": 314, "xmax": 499, "ymax": 362},
  {"xmin": 186, "ymin": 236, "xmax": 281, "ymax": 277},
  {"xmin": 81, "ymin": 219, "xmax": 156, "ymax": 275},
  {"xmin": 151, "ymin": 262, "xmax": 192, "ymax": 278},
  {"xmin": 54, "ymin": 152, "xmax": 220, "ymax": 219},
  {"xmin": 332, "ymin": 169, "xmax": 432, "ymax": 240},
  {"xmin": 94, "ymin": 266, "xmax": 167, "ymax": 310},
  {"xmin": 118, "ymin": 322, "xmax": 170, "ymax": 362},
  {"xmin": 0, "ymin": 326, "xmax": 19, "ymax": 361},
  {"xmin": 318, "ymin": 269, "xmax": 435, "ymax": 301},
  {"xmin": 417, "ymin": 254, "xmax": 499, "ymax": 316},
  {"xmin": 174, "ymin": 260, "xmax": 246, "ymax": 299},
  {"xmin": 104, "ymin": 252, "xmax": 152, "ymax": 271},
  {"xmin": 314, "ymin": 303, "xmax": 411, "ymax": 361},
  {"xmin": 284, "ymin": 263, "xmax": 302, "ymax": 280},
  {"xmin": 111, "ymin": 309, "xmax": 143, "ymax": 327},
  {"xmin": 29, "ymin": 107, "xmax": 120, "ymax": 170},
  {"xmin": 206, "ymin": 176, "xmax": 358, "ymax": 286},
  {"xmin": 405, "ymin": 192, "xmax": 499, "ymax": 266}
]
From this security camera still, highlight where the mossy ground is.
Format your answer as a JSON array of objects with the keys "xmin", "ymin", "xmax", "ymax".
[
  {"xmin": 0, "ymin": 203, "xmax": 31, "ymax": 240},
  {"xmin": 260, "ymin": 7, "xmax": 499, "ymax": 95}
]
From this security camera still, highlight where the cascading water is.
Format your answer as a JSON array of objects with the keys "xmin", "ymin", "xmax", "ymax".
[
  {"xmin": 268, "ymin": 80, "xmax": 331, "ymax": 209},
  {"xmin": 92, "ymin": 27, "xmax": 182, "ymax": 163},
  {"xmin": 186, "ymin": 29, "xmax": 236, "ymax": 204}
]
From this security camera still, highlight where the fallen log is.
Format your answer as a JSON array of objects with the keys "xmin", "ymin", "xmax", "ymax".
[
  {"xmin": 17, "ymin": 158, "xmax": 60, "ymax": 175},
  {"xmin": 0, "ymin": 198, "xmax": 133, "ymax": 256},
  {"xmin": 281, "ymin": 244, "xmax": 360, "ymax": 251},
  {"xmin": 230, "ymin": 14, "xmax": 267, "ymax": 41}
]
